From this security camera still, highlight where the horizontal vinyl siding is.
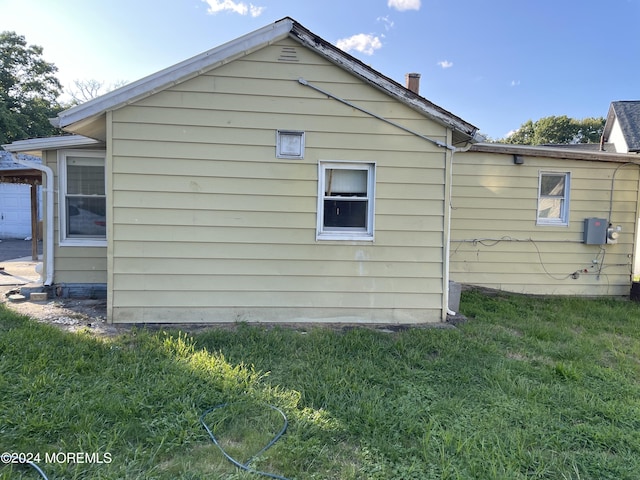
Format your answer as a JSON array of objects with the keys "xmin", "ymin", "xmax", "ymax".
[
  {"xmin": 43, "ymin": 150, "xmax": 107, "ymax": 285},
  {"xmin": 450, "ymin": 152, "xmax": 638, "ymax": 296},
  {"xmin": 109, "ymin": 38, "xmax": 448, "ymax": 324}
]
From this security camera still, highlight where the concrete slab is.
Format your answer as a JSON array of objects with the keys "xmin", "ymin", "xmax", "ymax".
[{"xmin": 0, "ymin": 257, "xmax": 42, "ymax": 287}]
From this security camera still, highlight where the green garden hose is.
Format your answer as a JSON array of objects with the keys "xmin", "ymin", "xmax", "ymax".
[{"xmin": 200, "ymin": 403, "xmax": 291, "ymax": 480}]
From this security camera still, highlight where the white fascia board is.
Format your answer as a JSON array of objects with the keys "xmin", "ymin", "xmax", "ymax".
[
  {"xmin": 2, "ymin": 135, "xmax": 101, "ymax": 153},
  {"xmin": 55, "ymin": 19, "xmax": 295, "ymax": 129}
]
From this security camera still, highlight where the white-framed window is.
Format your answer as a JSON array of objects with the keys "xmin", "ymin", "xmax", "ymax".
[
  {"xmin": 58, "ymin": 150, "xmax": 106, "ymax": 246},
  {"xmin": 317, "ymin": 162, "xmax": 375, "ymax": 241},
  {"xmin": 537, "ymin": 171, "xmax": 570, "ymax": 226},
  {"xmin": 276, "ymin": 130, "xmax": 305, "ymax": 159}
]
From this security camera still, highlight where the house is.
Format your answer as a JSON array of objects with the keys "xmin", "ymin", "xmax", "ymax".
[
  {"xmin": 601, "ymin": 101, "xmax": 640, "ymax": 153},
  {"xmin": 3, "ymin": 17, "xmax": 482, "ymax": 324},
  {"xmin": 450, "ymin": 142, "xmax": 640, "ymax": 296}
]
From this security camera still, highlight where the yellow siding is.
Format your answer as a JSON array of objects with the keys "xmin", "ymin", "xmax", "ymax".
[
  {"xmin": 42, "ymin": 150, "xmax": 107, "ymax": 285},
  {"xmin": 450, "ymin": 151, "xmax": 639, "ymax": 296},
  {"xmin": 108, "ymin": 38, "xmax": 449, "ymax": 324}
]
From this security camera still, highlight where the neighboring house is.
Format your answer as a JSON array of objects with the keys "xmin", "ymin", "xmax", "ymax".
[
  {"xmin": 601, "ymin": 101, "xmax": 640, "ymax": 153},
  {"xmin": 450, "ymin": 142, "xmax": 640, "ymax": 296},
  {"xmin": 0, "ymin": 151, "xmax": 42, "ymax": 240},
  {"xmin": 3, "ymin": 17, "xmax": 481, "ymax": 324}
]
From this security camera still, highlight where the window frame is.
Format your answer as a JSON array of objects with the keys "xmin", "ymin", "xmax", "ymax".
[
  {"xmin": 536, "ymin": 171, "xmax": 570, "ymax": 226},
  {"xmin": 316, "ymin": 161, "xmax": 375, "ymax": 241},
  {"xmin": 58, "ymin": 149, "xmax": 107, "ymax": 247}
]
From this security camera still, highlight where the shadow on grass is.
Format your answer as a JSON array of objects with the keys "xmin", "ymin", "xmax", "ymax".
[
  {"xmin": 0, "ymin": 307, "xmax": 308, "ymax": 479},
  {"xmin": 3, "ymin": 290, "xmax": 640, "ymax": 479}
]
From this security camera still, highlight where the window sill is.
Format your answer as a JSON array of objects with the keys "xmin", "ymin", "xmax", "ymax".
[
  {"xmin": 316, "ymin": 232, "xmax": 374, "ymax": 242},
  {"xmin": 536, "ymin": 221, "xmax": 569, "ymax": 227},
  {"xmin": 60, "ymin": 239, "xmax": 107, "ymax": 247}
]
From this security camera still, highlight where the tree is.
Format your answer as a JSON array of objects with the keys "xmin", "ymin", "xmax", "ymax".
[
  {"xmin": 501, "ymin": 115, "xmax": 605, "ymax": 145},
  {"xmin": 67, "ymin": 78, "xmax": 128, "ymax": 105},
  {"xmin": 0, "ymin": 31, "xmax": 63, "ymax": 145}
]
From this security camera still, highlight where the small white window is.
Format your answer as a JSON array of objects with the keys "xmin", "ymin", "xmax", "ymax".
[
  {"xmin": 317, "ymin": 162, "xmax": 375, "ymax": 241},
  {"xmin": 537, "ymin": 171, "xmax": 570, "ymax": 226},
  {"xmin": 276, "ymin": 130, "xmax": 305, "ymax": 159},
  {"xmin": 58, "ymin": 150, "xmax": 106, "ymax": 246}
]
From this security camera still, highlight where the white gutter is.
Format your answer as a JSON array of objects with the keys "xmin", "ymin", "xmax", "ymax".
[
  {"xmin": 6, "ymin": 135, "xmax": 101, "ymax": 152},
  {"xmin": 10, "ymin": 154, "xmax": 54, "ymax": 286}
]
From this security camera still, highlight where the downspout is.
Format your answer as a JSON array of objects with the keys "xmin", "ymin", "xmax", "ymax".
[
  {"xmin": 443, "ymin": 142, "xmax": 473, "ymax": 316},
  {"xmin": 11, "ymin": 154, "xmax": 54, "ymax": 286},
  {"xmin": 298, "ymin": 77, "xmax": 478, "ymax": 318}
]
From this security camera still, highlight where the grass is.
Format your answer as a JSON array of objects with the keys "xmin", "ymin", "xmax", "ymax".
[{"xmin": 1, "ymin": 289, "xmax": 640, "ymax": 479}]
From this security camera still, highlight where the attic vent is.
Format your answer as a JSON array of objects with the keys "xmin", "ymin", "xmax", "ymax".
[{"xmin": 278, "ymin": 46, "xmax": 299, "ymax": 62}]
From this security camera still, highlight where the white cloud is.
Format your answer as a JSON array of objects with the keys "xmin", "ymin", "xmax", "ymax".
[
  {"xmin": 437, "ymin": 60, "xmax": 453, "ymax": 69},
  {"xmin": 203, "ymin": 0, "xmax": 265, "ymax": 17},
  {"xmin": 510, "ymin": 80, "xmax": 521, "ymax": 87},
  {"xmin": 249, "ymin": 4, "xmax": 265, "ymax": 16},
  {"xmin": 377, "ymin": 15, "xmax": 395, "ymax": 31},
  {"xmin": 388, "ymin": 0, "xmax": 421, "ymax": 11},
  {"xmin": 336, "ymin": 34, "xmax": 383, "ymax": 56}
]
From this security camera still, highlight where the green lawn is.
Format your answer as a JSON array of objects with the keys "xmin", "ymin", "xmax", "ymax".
[{"xmin": 2, "ymin": 290, "xmax": 640, "ymax": 479}]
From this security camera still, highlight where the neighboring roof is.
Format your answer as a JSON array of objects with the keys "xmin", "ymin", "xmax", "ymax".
[
  {"xmin": 0, "ymin": 151, "xmax": 43, "ymax": 184},
  {"xmin": 603, "ymin": 101, "xmax": 640, "ymax": 152},
  {"xmin": 0, "ymin": 151, "xmax": 40, "ymax": 169},
  {"xmin": 50, "ymin": 17, "xmax": 480, "ymax": 145},
  {"xmin": 469, "ymin": 142, "xmax": 640, "ymax": 163},
  {"xmin": 2, "ymin": 135, "xmax": 103, "ymax": 155}
]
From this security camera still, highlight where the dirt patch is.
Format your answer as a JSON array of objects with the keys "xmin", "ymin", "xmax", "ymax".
[
  {"xmin": 2, "ymin": 286, "xmax": 462, "ymax": 338},
  {"xmin": 1, "ymin": 290, "xmax": 122, "ymax": 338}
]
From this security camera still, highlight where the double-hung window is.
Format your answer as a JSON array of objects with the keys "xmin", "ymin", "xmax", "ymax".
[
  {"xmin": 59, "ymin": 150, "xmax": 106, "ymax": 245},
  {"xmin": 317, "ymin": 162, "xmax": 375, "ymax": 240},
  {"xmin": 537, "ymin": 171, "xmax": 570, "ymax": 226}
]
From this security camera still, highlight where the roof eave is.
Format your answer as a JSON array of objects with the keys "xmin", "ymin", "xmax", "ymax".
[
  {"xmin": 288, "ymin": 21, "xmax": 479, "ymax": 142},
  {"xmin": 53, "ymin": 17, "xmax": 479, "ymax": 143},
  {"xmin": 470, "ymin": 142, "xmax": 640, "ymax": 162},
  {"xmin": 2, "ymin": 135, "xmax": 102, "ymax": 154},
  {"xmin": 55, "ymin": 18, "xmax": 296, "ymax": 130}
]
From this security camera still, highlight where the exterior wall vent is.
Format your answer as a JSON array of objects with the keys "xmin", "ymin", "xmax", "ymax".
[{"xmin": 278, "ymin": 47, "xmax": 299, "ymax": 62}]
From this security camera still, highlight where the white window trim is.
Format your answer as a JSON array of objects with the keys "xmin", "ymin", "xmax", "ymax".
[
  {"xmin": 58, "ymin": 149, "xmax": 107, "ymax": 247},
  {"xmin": 317, "ymin": 161, "xmax": 375, "ymax": 241},
  {"xmin": 536, "ymin": 171, "xmax": 570, "ymax": 226}
]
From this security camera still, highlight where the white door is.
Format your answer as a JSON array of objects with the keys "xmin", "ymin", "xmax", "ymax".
[{"xmin": 0, "ymin": 183, "xmax": 32, "ymax": 239}]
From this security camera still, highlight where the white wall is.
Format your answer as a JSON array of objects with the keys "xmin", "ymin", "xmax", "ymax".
[{"xmin": 0, "ymin": 183, "xmax": 35, "ymax": 239}]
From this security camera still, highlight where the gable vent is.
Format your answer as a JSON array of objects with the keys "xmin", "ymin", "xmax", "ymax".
[{"xmin": 278, "ymin": 46, "xmax": 299, "ymax": 62}]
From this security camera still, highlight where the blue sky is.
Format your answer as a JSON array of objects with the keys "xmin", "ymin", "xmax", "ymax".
[{"xmin": 3, "ymin": 0, "xmax": 639, "ymax": 139}]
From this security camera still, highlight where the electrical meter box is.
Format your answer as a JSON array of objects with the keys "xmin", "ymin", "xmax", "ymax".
[{"xmin": 583, "ymin": 218, "xmax": 607, "ymax": 244}]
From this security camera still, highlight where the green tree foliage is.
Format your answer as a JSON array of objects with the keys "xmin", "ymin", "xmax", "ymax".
[
  {"xmin": 502, "ymin": 115, "xmax": 605, "ymax": 145},
  {"xmin": 0, "ymin": 31, "xmax": 63, "ymax": 145}
]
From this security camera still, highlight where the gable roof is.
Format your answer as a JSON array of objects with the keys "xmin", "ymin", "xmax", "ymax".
[
  {"xmin": 51, "ymin": 17, "xmax": 480, "ymax": 145},
  {"xmin": 603, "ymin": 101, "xmax": 640, "ymax": 152},
  {"xmin": 0, "ymin": 151, "xmax": 43, "ymax": 184}
]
